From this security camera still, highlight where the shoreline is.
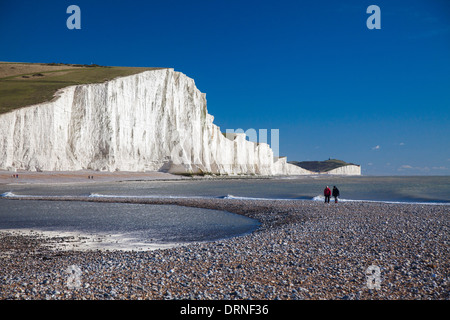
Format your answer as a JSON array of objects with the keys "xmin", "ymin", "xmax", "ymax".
[
  {"xmin": 0, "ymin": 228, "xmax": 186, "ymax": 252},
  {"xmin": 0, "ymin": 170, "xmax": 357, "ymax": 187},
  {"xmin": 0, "ymin": 197, "xmax": 448, "ymax": 300},
  {"xmin": 0, "ymin": 170, "xmax": 187, "ymax": 186}
]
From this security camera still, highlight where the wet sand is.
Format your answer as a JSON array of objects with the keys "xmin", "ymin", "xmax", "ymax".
[{"xmin": 0, "ymin": 195, "xmax": 448, "ymax": 300}]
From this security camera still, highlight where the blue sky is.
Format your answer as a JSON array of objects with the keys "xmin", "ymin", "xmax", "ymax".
[{"xmin": 1, "ymin": 0, "xmax": 449, "ymax": 175}]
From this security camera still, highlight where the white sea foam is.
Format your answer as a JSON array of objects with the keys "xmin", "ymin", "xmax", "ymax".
[
  {"xmin": 312, "ymin": 195, "xmax": 324, "ymax": 201},
  {"xmin": 2, "ymin": 191, "xmax": 449, "ymax": 205},
  {"xmin": 222, "ymin": 194, "xmax": 279, "ymax": 201},
  {"xmin": 311, "ymin": 194, "xmax": 449, "ymax": 206},
  {"xmin": 88, "ymin": 193, "xmax": 212, "ymax": 200},
  {"xmin": 223, "ymin": 194, "xmax": 450, "ymax": 205},
  {"xmin": 0, "ymin": 192, "xmax": 16, "ymax": 198}
]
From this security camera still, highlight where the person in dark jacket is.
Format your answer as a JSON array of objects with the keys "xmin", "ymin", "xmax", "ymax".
[
  {"xmin": 332, "ymin": 186, "xmax": 340, "ymax": 203},
  {"xmin": 324, "ymin": 186, "xmax": 331, "ymax": 203}
]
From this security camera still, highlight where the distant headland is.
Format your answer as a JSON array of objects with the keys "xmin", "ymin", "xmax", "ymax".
[{"xmin": 289, "ymin": 159, "xmax": 361, "ymax": 175}]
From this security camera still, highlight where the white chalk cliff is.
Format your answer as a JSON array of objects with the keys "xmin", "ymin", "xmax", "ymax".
[
  {"xmin": 0, "ymin": 68, "xmax": 313, "ymax": 175},
  {"xmin": 326, "ymin": 165, "xmax": 361, "ymax": 175}
]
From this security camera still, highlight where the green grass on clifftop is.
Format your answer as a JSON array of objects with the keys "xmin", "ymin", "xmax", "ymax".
[
  {"xmin": 288, "ymin": 159, "xmax": 359, "ymax": 172},
  {"xmin": 0, "ymin": 62, "xmax": 163, "ymax": 115}
]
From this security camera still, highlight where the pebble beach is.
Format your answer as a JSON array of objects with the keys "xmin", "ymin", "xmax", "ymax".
[{"xmin": 0, "ymin": 196, "xmax": 448, "ymax": 300}]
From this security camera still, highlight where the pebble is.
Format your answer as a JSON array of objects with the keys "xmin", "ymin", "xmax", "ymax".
[{"xmin": 0, "ymin": 198, "xmax": 448, "ymax": 300}]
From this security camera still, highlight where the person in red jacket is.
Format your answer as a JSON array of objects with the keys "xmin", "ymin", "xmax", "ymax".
[{"xmin": 324, "ymin": 186, "xmax": 331, "ymax": 203}]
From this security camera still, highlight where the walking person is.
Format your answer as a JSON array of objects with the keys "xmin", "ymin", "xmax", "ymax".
[
  {"xmin": 324, "ymin": 186, "xmax": 331, "ymax": 203},
  {"xmin": 332, "ymin": 186, "xmax": 340, "ymax": 203}
]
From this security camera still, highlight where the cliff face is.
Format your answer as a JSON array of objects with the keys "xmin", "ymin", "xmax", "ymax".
[
  {"xmin": 326, "ymin": 165, "xmax": 361, "ymax": 175},
  {"xmin": 0, "ymin": 69, "xmax": 306, "ymax": 175}
]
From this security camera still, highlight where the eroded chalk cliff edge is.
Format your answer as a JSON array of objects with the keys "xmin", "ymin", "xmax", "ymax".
[{"xmin": 0, "ymin": 68, "xmax": 311, "ymax": 175}]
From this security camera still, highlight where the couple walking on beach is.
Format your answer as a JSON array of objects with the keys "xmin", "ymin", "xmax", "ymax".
[{"xmin": 324, "ymin": 186, "xmax": 339, "ymax": 203}]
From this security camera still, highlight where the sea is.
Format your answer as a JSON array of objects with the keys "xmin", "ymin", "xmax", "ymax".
[{"xmin": 1, "ymin": 175, "xmax": 449, "ymax": 249}]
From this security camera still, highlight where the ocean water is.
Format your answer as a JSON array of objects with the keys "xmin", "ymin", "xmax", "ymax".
[
  {"xmin": 0, "ymin": 175, "xmax": 449, "ymax": 249},
  {"xmin": 2, "ymin": 175, "xmax": 449, "ymax": 203}
]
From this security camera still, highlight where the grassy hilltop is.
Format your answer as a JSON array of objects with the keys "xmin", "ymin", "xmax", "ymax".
[
  {"xmin": 288, "ymin": 159, "xmax": 359, "ymax": 173},
  {"xmin": 0, "ymin": 62, "xmax": 163, "ymax": 115}
]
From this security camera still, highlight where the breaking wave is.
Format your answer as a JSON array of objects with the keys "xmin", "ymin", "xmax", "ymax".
[{"xmin": 2, "ymin": 191, "xmax": 449, "ymax": 205}]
